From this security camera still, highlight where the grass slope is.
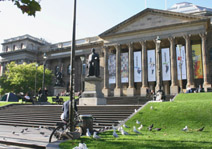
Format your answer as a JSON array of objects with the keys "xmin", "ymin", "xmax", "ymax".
[{"xmin": 60, "ymin": 93, "xmax": 212, "ymax": 149}]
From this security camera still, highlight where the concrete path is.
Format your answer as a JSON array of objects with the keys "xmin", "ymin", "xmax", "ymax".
[{"xmin": 0, "ymin": 125, "xmax": 59, "ymax": 148}]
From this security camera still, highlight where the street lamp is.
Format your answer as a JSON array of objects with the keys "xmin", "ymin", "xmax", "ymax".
[
  {"xmin": 80, "ymin": 56, "xmax": 85, "ymax": 92},
  {"xmin": 177, "ymin": 44, "xmax": 183, "ymax": 93},
  {"xmin": 39, "ymin": 53, "xmax": 48, "ymax": 102}
]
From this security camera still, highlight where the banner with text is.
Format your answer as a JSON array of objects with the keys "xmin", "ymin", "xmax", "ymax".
[
  {"xmin": 121, "ymin": 53, "xmax": 129, "ymax": 83},
  {"xmin": 147, "ymin": 50, "xmax": 156, "ymax": 82},
  {"xmin": 192, "ymin": 44, "xmax": 203, "ymax": 79},
  {"xmin": 134, "ymin": 51, "xmax": 142, "ymax": 82},
  {"xmin": 162, "ymin": 48, "xmax": 171, "ymax": 81},
  {"xmin": 176, "ymin": 46, "xmax": 187, "ymax": 80},
  {"xmin": 108, "ymin": 54, "xmax": 116, "ymax": 84}
]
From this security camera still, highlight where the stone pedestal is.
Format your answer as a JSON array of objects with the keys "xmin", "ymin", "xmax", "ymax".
[
  {"xmin": 54, "ymin": 86, "xmax": 66, "ymax": 96},
  {"xmin": 170, "ymin": 85, "xmax": 179, "ymax": 95},
  {"xmin": 79, "ymin": 77, "xmax": 106, "ymax": 106},
  {"xmin": 114, "ymin": 88, "xmax": 122, "ymax": 97},
  {"xmin": 127, "ymin": 87, "xmax": 135, "ymax": 97},
  {"xmin": 102, "ymin": 88, "xmax": 110, "ymax": 97},
  {"xmin": 140, "ymin": 87, "xmax": 148, "ymax": 97},
  {"xmin": 203, "ymin": 83, "xmax": 211, "ymax": 92}
]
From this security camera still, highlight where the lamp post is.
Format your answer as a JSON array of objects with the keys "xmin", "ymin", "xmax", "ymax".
[
  {"xmin": 69, "ymin": 0, "xmax": 77, "ymax": 132},
  {"xmin": 39, "ymin": 53, "xmax": 47, "ymax": 102},
  {"xmin": 156, "ymin": 36, "xmax": 162, "ymax": 91},
  {"xmin": 177, "ymin": 44, "xmax": 183, "ymax": 93},
  {"xmin": 34, "ymin": 63, "xmax": 38, "ymax": 96},
  {"xmin": 80, "ymin": 56, "xmax": 85, "ymax": 92}
]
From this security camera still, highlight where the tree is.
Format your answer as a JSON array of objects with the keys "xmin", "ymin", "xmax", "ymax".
[
  {"xmin": 0, "ymin": 62, "xmax": 53, "ymax": 95},
  {"xmin": 0, "ymin": 0, "xmax": 41, "ymax": 16}
]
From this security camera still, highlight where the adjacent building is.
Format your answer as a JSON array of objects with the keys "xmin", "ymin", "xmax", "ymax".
[{"xmin": 1, "ymin": 3, "xmax": 212, "ymax": 97}]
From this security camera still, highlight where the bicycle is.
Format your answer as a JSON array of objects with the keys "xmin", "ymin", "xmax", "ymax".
[{"xmin": 49, "ymin": 112, "xmax": 83, "ymax": 143}]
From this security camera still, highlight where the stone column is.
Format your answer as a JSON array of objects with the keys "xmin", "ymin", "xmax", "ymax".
[
  {"xmin": 140, "ymin": 41, "xmax": 148, "ymax": 96},
  {"xmin": 183, "ymin": 35, "xmax": 195, "ymax": 88},
  {"xmin": 200, "ymin": 33, "xmax": 211, "ymax": 91},
  {"xmin": 127, "ymin": 43, "xmax": 135, "ymax": 96},
  {"xmin": 155, "ymin": 40, "xmax": 162, "ymax": 92},
  {"xmin": 114, "ymin": 45, "xmax": 122, "ymax": 97},
  {"xmin": 102, "ymin": 46, "xmax": 110, "ymax": 97},
  {"xmin": 168, "ymin": 37, "xmax": 179, "ymax": 94}
]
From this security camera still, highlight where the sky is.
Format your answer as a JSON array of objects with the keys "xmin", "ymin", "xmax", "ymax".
[{"xmin": 0, "ymin": 0, "xmax": 212, "ymax": 50}]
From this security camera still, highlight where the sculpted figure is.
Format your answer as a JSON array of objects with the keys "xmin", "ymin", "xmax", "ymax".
[{"xmin": 87, "ymin": 48, "xmax": 100, "ymax": 77}]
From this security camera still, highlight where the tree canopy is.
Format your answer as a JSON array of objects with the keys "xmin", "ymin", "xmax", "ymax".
[
  {"xmin": 0, "ymin": 62, "xmax": 53, "ymax": 95},
  {"xmin": 0, "ymin": 0, "xmax": 41, "ymax": 16}
]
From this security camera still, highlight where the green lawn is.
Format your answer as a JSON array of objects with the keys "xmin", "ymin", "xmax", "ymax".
[{"xmin": 60, "ymin": 93, "xmax": 212, "ymax": 148}]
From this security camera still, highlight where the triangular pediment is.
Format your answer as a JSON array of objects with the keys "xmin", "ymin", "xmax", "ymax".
[{"xmin": 99, "ymin": 8, "xmax": 206, "ymax": 37}]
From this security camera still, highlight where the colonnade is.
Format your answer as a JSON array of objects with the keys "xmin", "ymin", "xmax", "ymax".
[{"xmin": 103, "ymin": 33, "xmax": 211, "ymax": 97}]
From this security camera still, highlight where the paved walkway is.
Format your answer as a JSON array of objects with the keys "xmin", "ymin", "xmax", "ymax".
[{"xmin": 0, "ymin": 125, "xmax": 59, "ymax": 148}]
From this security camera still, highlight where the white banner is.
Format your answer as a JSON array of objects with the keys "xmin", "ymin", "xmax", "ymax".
[
  {"xmin": 134, "ymin": 51, "xmax": 142, "ymax": 82},
  {"xmin": 108, "ymin": 54, "xmax": 116, "ymax": 84},
  {"xmin": 162, "ymin": 48, "xmax": 171, "ymax": 81},
  {"xmin": 147, "ymin": 50, "xmax": 156, "ymax": 82},
  {"xmin": 176, "ymin": 46, "xmax": 187, "ymax": 80},
  {"xmin": 121, "ymin": 53, "xmax": 129, "ymax": 83}
]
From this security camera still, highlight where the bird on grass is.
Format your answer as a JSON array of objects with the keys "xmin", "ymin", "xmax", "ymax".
[
  {"xmin": 138, "ymin": 124, "xmax": 143, "ymax": 130},
  {"xmin": 93, "ymin": 132, "xmax": 101, "ymax": 139},
  {"xmin": 197, "ymin": 127, "xmax": 205, "ymax": 132},
  {"xmin": 148, "ymin": 124, "xmax": 154, "ymax": 131},
  {"xmin": 123, "ymin": 124, "xmax": 129, "ymax": 128},
  {"xmin": 182, "ymin": 126, "xmax": 188, "ymax": 131},
  {"xmin": 113, "ymin": 129, "xmax": 119, "ymax": 138},
  {"xmin": 121, "ymin": 127, "xmax": 129, "ymax": 135},
  {"xmin": 150, "ymin": 106, "xmax": 153, "ymax": 110},
  {"xmin": 136, "ymin": 120, "xmax": 141, "ymax": 124},
  {"xmin": 155, "ymin": 128, "xmax": 162, "ymax": 131},
  {"xmin": 133, "ymin": 126, "xmax": 141, "ymax": 134},
  {"xmin": 86, "ymin": 128, "xmax": 91, "ymax": 137}
]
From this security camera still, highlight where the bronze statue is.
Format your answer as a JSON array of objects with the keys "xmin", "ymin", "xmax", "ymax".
[
  {"xmin": 87, "ymin": 48, "xmax": 100, "ymax": 77},
  {"xmin": 55, "ymin": 66, "xmax": 64, "ymax": 86}
]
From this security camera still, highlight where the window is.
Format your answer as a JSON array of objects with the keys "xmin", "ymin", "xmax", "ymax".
[
  {"xmin": 13, "ymin": 45, "xmax": 16, "ymax": 51},
  {"xmin": 21, "ymin": 43, "xmax": 24, "ymax": 49},
  {"xmin": 5, "ymin": 46, "xmax": 8, "ymax": 52}
]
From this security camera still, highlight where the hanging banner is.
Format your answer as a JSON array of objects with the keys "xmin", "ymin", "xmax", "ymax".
[
  {"xmin": 134, "ymin": 51, "xmax": 142, "ymax": 82},
  {"xmin": 176, "ymin": 46, "xmax": 187, "ymax": 80},
  {"xmin": 121, "ymin": 53, "xmax": 129, "ymax": 83},
  {"xmin": 147, "ymin": 50, "xmax": 156, "ymax": 82},
  {"xmin": 108, "ymin": 54, "xmax": 116, "ymax": 84},
  {"xmin": 192, "ymin": 44, "xmax": 203, "ymax": 79},
  {"xmin": 162, "ymin": 48, "xmax": 171, "ymax": 81}
]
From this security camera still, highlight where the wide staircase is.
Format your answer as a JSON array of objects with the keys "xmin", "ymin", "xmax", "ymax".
[{"xmin": 0, "ymin": 104, "xmax": 141, "ymax": 131}]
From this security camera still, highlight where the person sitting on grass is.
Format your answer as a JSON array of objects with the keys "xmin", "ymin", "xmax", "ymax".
[{"xmin": 24, "ymin": 93, "xmax": 34, "ymax": 104}]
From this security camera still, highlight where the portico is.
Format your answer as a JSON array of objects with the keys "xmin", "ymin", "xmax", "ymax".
[{"xmin": 100, "ymin": 8, "xmax": 212, "ymax": 97}]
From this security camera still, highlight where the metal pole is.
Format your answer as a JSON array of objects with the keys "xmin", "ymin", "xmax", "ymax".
[
  {"xmin": 35, "ymin": 64, "xmax": 38, "ymax": 96},
  {"xmin": 69, "ymin": 0, "xmax": 77, "ymax": 132},
  {"xmin": 42, "ymin": 61, "xmax": 46, "ymax": 95},
  {"xmin": 179, "ymin": 46, "xmax": 183, "ymax": 93}
]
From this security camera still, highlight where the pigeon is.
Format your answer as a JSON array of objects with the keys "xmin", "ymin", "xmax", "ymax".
[
  {"xmin": 73, "ymin": 143, "xmax": 88, "ymax": 149},
  {"xmin": 40, "ymin": 132, "xmax": 45, "ymax": 135},
  {"xmin": 155, "ymin": 128, "xmax": 162, "ymax": 131},
  {"xmin": 93, "ymin": 132, "xmax": 101, "ymax": 139},
  {"xmin": 113, "ymin": 129, "xmax": 119, "ymax": 138},
  {"xmin": 182, "ymin": 126, "xmax": 188, "ymax": 131},
  {"xmin": 20, "ymin": 129, "xmax": 24, "ymax": 133},
  {"xmin": 121, "ymin": 128, "xmax": 129, "ymax": 135},
  {"xmin": 197, "ymin": 127, "xmax": 205, "ymax": 132},
  {"xmin": 112, "ymin": 125, "xmax": 116, "ymax": 130},
  {"xmin": 133, "ymin": 126, "xmax": 141, "ymax": 134},
  {"xmin": 25, "ymin": 128, "xmax": 28, "ymax": 131},
  {"xmin": 148, "ymin": 124, "xmax": 154, "ymax": 131},
  {"xmin": 170, "ymin": 98, "xmax": 173, "ymax": 102},
  {"xmin": 150, "ymin": 106, "xmax": 153, "ymax": 110},
  {"xmin": 138, "ymin": 124, "xmax": 143, "ymax": 130},
  {"xmin": 12, "ymin": 131, "xmax": 15, "ymax": 134},
  {"xmin": 86, "ymin": 128, "xmax": 91, "ymax": 137},
  {"xmin": 134, "ymin": 109, "xmax": 137, "ymax": 113},
  {"xmin": 136, "ymin": 120, "xmax": 141, "ymax": 124},
  {"xmin": 123, "ymin": 124, "xmax": 129, "ymax": 128}
]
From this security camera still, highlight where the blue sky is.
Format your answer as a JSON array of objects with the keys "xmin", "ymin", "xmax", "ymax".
[{"xmin": 0, "ymin": 0, "xmax": 212, "ymax": 49}]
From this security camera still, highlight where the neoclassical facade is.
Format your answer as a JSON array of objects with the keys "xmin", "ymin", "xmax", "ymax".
[{"xmin": 1, "ymin": 3, "xmax": 212, "ymax": 97}]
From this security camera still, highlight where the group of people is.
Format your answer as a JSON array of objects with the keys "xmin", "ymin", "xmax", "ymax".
[{"xmin": 186, "ymin": 85, "xmax": 204, "ymax": 93}]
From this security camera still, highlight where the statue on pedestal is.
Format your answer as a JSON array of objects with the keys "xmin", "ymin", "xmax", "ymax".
[
  {"xmin": 55, "ymin": 66, "xmax": 64, "ymax": 86},
  {"xmin": 87, "ymin": 48, "xmax": 100, "ymax": 77}
]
